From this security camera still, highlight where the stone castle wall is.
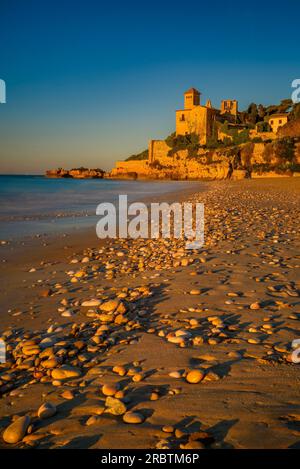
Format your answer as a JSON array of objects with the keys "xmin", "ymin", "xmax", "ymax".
[{"xmin": 110, "ymin": 160, "xmax": 149, "ymax": 177}]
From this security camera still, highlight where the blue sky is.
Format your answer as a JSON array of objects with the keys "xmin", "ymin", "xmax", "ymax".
[{"xmin": 0, "ymin": 0, "xmax": 299, "ymax": 173}]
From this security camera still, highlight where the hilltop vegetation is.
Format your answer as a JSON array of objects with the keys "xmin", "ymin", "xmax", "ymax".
[{"xmin": 125, "ymin": 149, "xmax": 148, "ymax": 161}]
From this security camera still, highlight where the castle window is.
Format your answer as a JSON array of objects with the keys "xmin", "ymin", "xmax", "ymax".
[
  {"xmin": 270, "ymin": 120, "xmax": 273, "ymax": 125},
  {"xmin": 180, "ymin": 114, "xmax": 185, "ymax": 121},
  {"xmin": 279, "ymin": 120, "xmax": 282, "ymax": 124}
]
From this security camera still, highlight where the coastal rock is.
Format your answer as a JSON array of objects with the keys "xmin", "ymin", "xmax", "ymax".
[{"xmin": 46, "ymin": 168, "xmax": 105, "ymax": 179}]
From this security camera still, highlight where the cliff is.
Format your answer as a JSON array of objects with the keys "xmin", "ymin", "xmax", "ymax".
[
  {"xmin": 110, "ymin": 136, "xmax": 300, "ymax": 180},
  {"xmin": 110, "ymin": 137, "xmax": 300, "ymax": 180}
]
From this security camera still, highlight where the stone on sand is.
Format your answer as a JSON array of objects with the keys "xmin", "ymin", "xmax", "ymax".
[
  {"xmin": 101, "ymin": 383, "xmax": 120, "ymax": 396},
  {"xmin": 123, "ymin": 411, "xmax": 145, "ymax": 424},
  {"xmin": 51, "ymin": 365, "xmax": 82, "ymax": 380},
  {"xmin": 3, "ymin": 415, "xmax": 31, "ymax": 444},
  {"xmin": 81, "ymin": 299, "xmax": 101, "ymax": 307},
  {"xmin": 105, "ymin": 396, "xmax": 127, "ymax": 415},
  {"xmin": 38, "ymin": 402, "xmax": 57, "ymax": 419},
  {"xmin": 186, "ymin": 369, "xmax": 204, "ymax": 384},
  {"xmin": 100, "ymin": 300, "xmax": 119, "ymax": 312}
]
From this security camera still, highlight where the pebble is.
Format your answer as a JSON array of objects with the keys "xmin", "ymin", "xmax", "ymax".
[
  {"xmin": 51, "ymin": 365, "xmax": 82, "ymax": 380},
  {"xmin": 40, "ymin": 289, "xmax": 53, "ymax": 297},
  {"xmin": 186, "ymin": 369, "xmax": 204, "ymax": 384},
  {"xmin": 61, "ymin": 390, "xmax": 75, "ymax": 400},
  {"xmin": 180, "ymin": 441, "xmax": 205, "ymax": 449},
  {"xmin": 250, "ymin": 302, "xmax": 261, "ymax": 310},
  {"xmin": 81, "ymin": 299, "xmax": 101, "ymax": 307},
  {"xmin": 105, "ymin": 396, "xmax": 127, "ymax": 415},
  {"xmin": 101, "ymin": 383, "xmax": 120, "ymax": 396},
  {"xmin": 112, "ymin": 365, "xmax": 126, "ymax": 376},
  {"xmin": 38, "ymin": 402, "xmax": 57, "ymax": 419},
  {"xmin": 100, "ymin": 300, "xmax": 119, "ymax": 312},
  {"xmin": 61, "ymin": 310, "xmax": 73, "ymax": 317},
  {"xmin": 3, "ymin": 415, "xmax": 31, "ymax": 444},
  {"xmin": 162, "ymin": 425, "xmax": 174, "ymax": 433},
  {"xmin": 123, "ymin": 411, "xmax": 145, "ymax": 424},
  {"xmin": 86, "ymin": 415, "xmax": 102, "ymax": 426},
  {"xmin": 169, "ymin": 371, "xmax": 181, "ymax": 379}
]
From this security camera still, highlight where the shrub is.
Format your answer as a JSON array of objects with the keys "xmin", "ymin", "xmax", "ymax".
[
  {"xmin": 252, "ymin": 162, "xmax": 299, "ymax": 175},
  {"xmin": 251, "ymin": 137, "xmax": 263, "ymax": 143},
  {"xmin": 165, "ymin": 132, "xmax": 200, "ymax": 158},
  {"xmin": 256, "ymin": 121, "xmax": 271, "ymax": 133},
  {"xmin": 240, "ymin": 142, "xmax": 254, "ymax": 168},
  {"xmin": 274, "ymin": 137, "xmax": 296, "ymax": 162},
  {"xmin": 219, "ymin": 122, "xmax": 250, "ymax": 145},
  {"xmin": 126, "ymin": 149, "xmax": 148, "ymax": 161},
  {"xmin": 149, "ymin": 159, "xmax": 166, "ymax": 170}
]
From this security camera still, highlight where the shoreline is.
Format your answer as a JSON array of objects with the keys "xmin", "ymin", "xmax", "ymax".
[
  {"xmin": 0, "ymin": 177, "xmax": 299, "ymax": 449},
  {"xmin": 0, "ymin": 178, "xmax": 203, "ymax": 242}
]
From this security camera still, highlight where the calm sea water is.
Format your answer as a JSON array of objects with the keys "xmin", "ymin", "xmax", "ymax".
[{"xmin": 0, "ymin": 175, "xmax": 198, "ymax": 239}]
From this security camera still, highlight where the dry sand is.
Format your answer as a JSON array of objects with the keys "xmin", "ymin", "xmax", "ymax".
[{"xmin": 0, "ymin": 178, "xmax": 299, "ymax": 449}]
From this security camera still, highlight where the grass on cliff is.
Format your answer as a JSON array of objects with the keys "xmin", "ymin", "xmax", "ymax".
[{"xmin": 125, "ymin": 149, "xmax": 148, "ymax": 161}]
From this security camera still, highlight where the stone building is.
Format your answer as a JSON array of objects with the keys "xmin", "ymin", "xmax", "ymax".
[
  {"xmin": 112, "ymin": 87, "xmax": 239, "ymax": 174},
  {"xmin": 267, "ymin": 113, "xmax": 289, "ymax": 134},
  {"xmin": 220, "ymin": 99, "xmax": 238, "ymax": 116},
  {"xmin": 175, "ymin": 88, "xmax": 217, "ymax": 145}
]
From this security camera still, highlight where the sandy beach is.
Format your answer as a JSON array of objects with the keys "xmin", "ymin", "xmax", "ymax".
[{"xmin": 0, "ymin": 177, "xmax": 299, "ymax": 449}]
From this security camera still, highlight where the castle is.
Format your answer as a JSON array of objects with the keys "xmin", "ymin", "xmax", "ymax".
[
  {"xmin": 111, "ymin": 87, "xmax": 241, "ymax": 177},
  {"xmin": 110, "ymin": 87, "xmax": 293, "ymax": 179},
  {"xmin": 148, "ymin": 87, "xmax": 238, "ymax": 163},
  {"xmin": 174, "ymin": 88, "xmax": 237, "ymax": 145}
]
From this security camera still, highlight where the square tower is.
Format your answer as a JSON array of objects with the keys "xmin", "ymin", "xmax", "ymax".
[
  {"xmin": 184, "ymin": 88, "xmax": 201, "ymax": 109},
  {"xmin": 220, "ymin": 99, "xmax": 238, "ymax": 116}
]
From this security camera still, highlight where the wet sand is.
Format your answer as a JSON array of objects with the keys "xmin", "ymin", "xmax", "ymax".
[{"xmin": 0, "ymin": 178, "xmax": 299, "ymax": 449}]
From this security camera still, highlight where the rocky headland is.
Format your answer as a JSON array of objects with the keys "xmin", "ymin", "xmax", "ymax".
[{"xmin": 46, "ymin": 168, "xmax": 105, "ymax": 179}]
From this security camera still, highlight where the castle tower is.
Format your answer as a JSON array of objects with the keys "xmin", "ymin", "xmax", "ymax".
[
  {"xmin": 184, "ymin": 88, "xmax": 201, "ymax": 109},
  {"xmin": 206, "ymin": 99, "xmax": 212, "ymax": 108},
  {"xmin": 220, "ymin": 99, "xmax": 238, "ymax": 116}
]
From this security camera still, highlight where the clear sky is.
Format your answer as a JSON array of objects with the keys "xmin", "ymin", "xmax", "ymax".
[{"xmin": 0, "ymin": 0, "xmax": 299, "ymax": 173}]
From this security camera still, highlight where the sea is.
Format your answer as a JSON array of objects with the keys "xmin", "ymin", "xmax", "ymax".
[{"xmin": 0, "ymin": 175, "xmax": 199, "ymax": 240}]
